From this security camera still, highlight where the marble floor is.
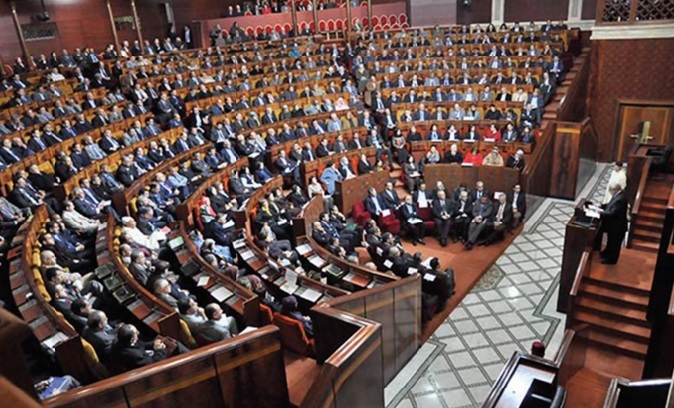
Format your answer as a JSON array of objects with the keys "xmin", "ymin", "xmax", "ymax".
[{"xmin": 385, "ymin": 163, "xmax": 612, "ymax": 408}]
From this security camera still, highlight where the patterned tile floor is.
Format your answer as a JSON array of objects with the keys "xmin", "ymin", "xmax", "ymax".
[{"xmin": 385, "ymin": 164, "xmax": 612, "ymax": 408}]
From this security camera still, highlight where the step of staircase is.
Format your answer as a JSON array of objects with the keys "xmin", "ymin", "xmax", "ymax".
[
  {"xmin": 642, "ymin": 196, "xmax": 669, "ymax": 206},
  {"xmin": 632, "ymin": 228, "xmax": 662, "ymax": 243},
  {"xmin": 585, "ymin": 329, "xmax": 648, "ymax": 359},
  {"xmin": 632, "ymin": 239, "xmax": 660, "ymax": 253},
  {"xmin": 633, "ymin": 218, "xmax": 664, "ymax": 233},
  {"xmin": 637, "ymin": 209, "xmax": 666, "ymax": 223},
  {"xmin": 572, "ymin": 310, "xmax": 651, "ymax": 344},
  {"xmin": 641, "ymin": 202, "xmax": 667, "ymax": 214},
  {"xmin": 575, "ymin": 297, "xmax": 648, "ymax": 327},
  {"xmin": 579, "ymin": 281, "xmax": 649, "ymax": 310}
]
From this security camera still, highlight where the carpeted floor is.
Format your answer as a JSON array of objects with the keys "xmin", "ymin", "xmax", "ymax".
[{"xmin": 395, "ymin": 226, "xmax": 523, "ymax": 341}]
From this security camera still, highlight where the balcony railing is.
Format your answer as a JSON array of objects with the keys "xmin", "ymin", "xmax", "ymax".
[{"xmin": 598, "ymin": 0, "xmax": 674, "ymax": 24}]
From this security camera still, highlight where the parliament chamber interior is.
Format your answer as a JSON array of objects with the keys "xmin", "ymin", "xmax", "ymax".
[{"xmin": 0, "ymin": 0, "xmax": 673, "ymax": 406}]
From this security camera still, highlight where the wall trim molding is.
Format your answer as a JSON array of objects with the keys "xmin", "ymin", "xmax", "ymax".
[{"xmin": 591, "ymin": 23, "xmax": 674, "ymax": 40}]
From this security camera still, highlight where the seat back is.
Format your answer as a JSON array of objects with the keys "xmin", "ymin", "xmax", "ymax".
[
  {"xmin": 272, "ymin": 312, "xmax": 315, "ymax": 357},
  {"xmin": 260, "ymin": 304, "xmax": 273, "ymax": 326}
]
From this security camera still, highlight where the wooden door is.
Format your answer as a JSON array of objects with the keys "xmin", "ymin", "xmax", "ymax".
[{"xmin": 616, "ymin": 102, "xmax": 674, "ymax": 161}]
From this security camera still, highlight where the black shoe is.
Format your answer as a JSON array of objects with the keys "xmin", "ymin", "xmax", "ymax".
[
  {"xmin": 441, "ymin": 238, "xmax": 447, "ymax": 247},
  {"xmin": 465, "ymin": 243, "xmax": 473, "ymax": 250},
  {"xmin": 418, "ymin": 238, "xmax": 426, "ymax": 245},
  {"xmin": 412, "ymin": 240, "xmax": 418, "ymax": 246},
  {"xmin": 601, "ymin": 259, "xmax": 616, "ymax": 265},
  {"xmin": 452, "ymin": 237, "xmax": 459, "ymax": 243}
]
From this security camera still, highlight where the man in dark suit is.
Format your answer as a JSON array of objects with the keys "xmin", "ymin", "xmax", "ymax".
[
  {"xmin": 506, "ymin": 149, "xmax": 526, "ymax": 170},
  {"xmin": 592, "ymin": 184, "xmax": 628, "ymax": 264},
  {"xmin": 506, "ymin": 184, "xmax": 527, "ymax": 227},
  {"xmin": 110, "ymin": 324, "xmax": 168, "ymax": 371},
  {"xmin": 483, "ymin": 194, "xmax": 513, "ymax": 245},
  {"xmin": 465, "ymin": 195, "xmax": 494, "ymax": 249},
  {"xmin": 365, "ymin": 188, "xmax": 387, "ymax": 220},
  {"xmin": 380, "ymin": 182, "xmax": 401, "ymax": 210},
  {"xmin": 432, "ymin": 190, "xmax": 455, "ymax": 247},
  {"xmin": 400, "ymin": 195, "xmax": 426, "ymax": 245}
]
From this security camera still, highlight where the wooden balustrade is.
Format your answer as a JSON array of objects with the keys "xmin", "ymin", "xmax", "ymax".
[
  {"xmin": 521, "ymin": 121, "xmax": 555, "ymax": 197},
  {"xmin": 43, "ymin": 326, "xmax": 290, "ymax": 408}
]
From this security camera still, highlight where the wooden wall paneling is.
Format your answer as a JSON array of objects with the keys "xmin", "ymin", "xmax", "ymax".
[
  {"xmin": 615, "ymin": 102, "xmax": 674, "ymax": 161},
  {"xmin": 330, "ymin": 327, "xmax": 384, "ymax": 408},
  {"xmin": 549, "ymin": 122, "xmax": 581, "ymax": 199},
  {"xmin": 334, "ymin": 171, "xmax": 389, "ymax": 216},
  {"xmin": 582, "ymin": 0, "xmax": 598, "ymax": 20},
  {"xmin": 409, "ymin": 0, "xmax": 457, "ymax": 28},
  {"xmin": 504, "ymin": 0, "xmax": 570, "ymax": 22},
  {"xmin": 393, "ymin": 279, "xmax": 420, "ymax": 373},
  {"xmin": 214, "ymin": 330, "xmax": 290, "ymax": 408},
  {"xmin": 310, "ymin": 308, "xmax": 361, "ymax": 364},
  {"xmin": 123, "ymin": 355, "xmax": 220, "ymax": 407},
  {"xmin": 589, "ymin": 39, "xmax": 674, "ymax": 162},
  {"xmin": 456, "ymin": 0, "xmax": 492, "ymax": 24},
  {"xmin": 363, "ymin": 289, "xmax": 397, "ymax": 383}
]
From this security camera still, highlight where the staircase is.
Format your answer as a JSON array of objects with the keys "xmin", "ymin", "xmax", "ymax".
[
  {"xmin": 630, "ymin": 176, "xmax": 671, "ymax": 253},
  {"xmin": 572, "ymin": 276, "xmax": 651, "ymax": 359}
]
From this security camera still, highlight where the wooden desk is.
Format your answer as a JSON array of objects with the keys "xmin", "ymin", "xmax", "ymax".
[{"xmin": 558, "ymin": 200, "xmax": 598, "ymax": 313}]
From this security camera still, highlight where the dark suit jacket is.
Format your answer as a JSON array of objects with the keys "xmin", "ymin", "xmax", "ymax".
[
  {"xmin": 600, "ymin": 191, "xmax": 628, "ymax": 233},
  {"xmin": 506, "ymin": 191, "xmax": 527, "ymax": 219},
  {"xmin": 380, "ymin": 190, "xmax": 400, "ymax": 209},
  {"xmin": 432, "ymin": 199, "xmax": 455, "ymax": 219},
  {"xmin": 110, "ymin": 342, "xmax": 166, "ymax": 371}
]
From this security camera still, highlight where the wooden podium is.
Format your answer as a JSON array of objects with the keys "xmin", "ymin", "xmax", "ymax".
[{"xmin": 558, "ymin": 199, "xmax": 599, "ymax": 313}]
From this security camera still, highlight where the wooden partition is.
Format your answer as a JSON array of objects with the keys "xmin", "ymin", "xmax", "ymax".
[
  {"xmin": 314, "ymin": 275, "xmax": 422, "ymax": 385},
  {"xmin": 423, "ymin": 164, "xmax": 521, "ymax": 197},
  {"xmin": 548, "ymin": 119, "xmax": 599, "ymax": 200},
  {"xmin": 603, "ymin": 377, "xmax": 671, "ymax": 408},
  {"xmin": 558, "ymin": 202, "xmax": 598, "ymax": 313},
  {"xmin": 521, "ymin": 121, "xmax": 556, "ymax": 197},
  {"xmin": 302, "ymin": 309, "xmax": 384, "ymax": 408},
  {"xmin": 335, "ymin": 170, "xmax": 390, "ymax": 216},
  {"xmin": 44, "ymin": 326, "xmax": 290, "ymax": 408}
]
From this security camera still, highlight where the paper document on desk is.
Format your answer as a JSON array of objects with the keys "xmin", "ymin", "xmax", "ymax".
[{"xmin": 584, "ymin": 208, "xmax": 601, "ymax": 219}]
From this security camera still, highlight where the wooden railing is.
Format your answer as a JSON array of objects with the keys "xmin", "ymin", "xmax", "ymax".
[
  {"xmin": 521, "ymin": 121, "xmax": 556, "ymax": 197},
  {"xmin": 556, "ymin": 47, "xmax": 591, "ymax": 123},
  {"xmin": 301, "ymin": 308, "xmax": 384, "ymax": 408},
  {"xmin": 628, "ymin": 157, "xmax": 653, "ymax": 247},
  {"xmin": 597, "ymin": 0, "xmax": 674, "ymax": 25},
  {"xmin": 602, "ymin": 378, "xmax": 671, "ymax": 408},
  {"xmin": 43, "ymin": 326, "xmax": 291, "ymax": 408},
  {"xmin": 566, "ymin": 250, "xmax": 593, "ymax": 329}
]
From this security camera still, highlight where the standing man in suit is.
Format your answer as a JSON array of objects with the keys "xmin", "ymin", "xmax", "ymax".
[{"xmin": 591, "ymin": 183, "xmax": 628, "ymax": 264}]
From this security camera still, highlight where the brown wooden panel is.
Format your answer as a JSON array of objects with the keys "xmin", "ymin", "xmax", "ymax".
[
  {"xmin": 616, "ymin": 103, "xmax": 674, "ymax": 162},
  {"xmin": 125, "ymin": 356, "xmax": 221, "ymax": 408},
  {"xmin": 504, "ymin": 0, "xmax": 569, "ymax": 22},
  {"xmin": 409, "ymin": 0, "xmax": 457, "ymax": 27},
  {"xmin": 363, "ymin": 289, "xmax": 396, "ymax": 383},
  {"xmin": 582, "ymin": 0, "xmax": 598, "ymax": 20},
  {"xmin": 215, "ymin": 331, "xmax": 289, "ymax": 408},
  {"xmin": 393, "ymin": 281, "xmax": 420, "ymax": 373},
  {"xmin": 549, "ymin": 122, "xmax": 581, "ymax": 199},
  {"xmin": 457, "ymin": 0, "xmax": 492, "ymax": 24},
  {"xmin": 335, "ymin": 171, "xmax": 390, "ymax": 216},
  {"xmin": 331, "ymin": 331, "xmax": 384, "ymax": 408}
]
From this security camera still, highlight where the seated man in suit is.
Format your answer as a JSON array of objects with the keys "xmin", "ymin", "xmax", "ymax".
[
  {"xmin": 507, "ymin": 184, "xmax": 527, "ymax": 228},
  {"xmin": 196, "ymin": 303, "xmax": 236, "ymax": 344},
  {"xmin": 365, "ymin": 187, "xmax": 387, "ymax": 221},
  {"xmin": 380, "ymin": 182, "xmax": 401, "ymax": 210},
  {"xmin": 110, "ymin": 324, "xmax": 168, "ymax": 371},
  {"xmin": 465, "ymin": 195, "xmax": 494, "ymax": 250},
  {"xmin": 399, "ymin": 195, "xmax": 426, "ymax": 245},
  {"xmin": 506, "ymin": 149, "xmax": 526, "ymax": 170},
  {"xmin": 432, "ymin": 190, "xmax": 455, "ymax": 247},
  {"xmin": 82, "ymin": 310, "xmax": 118, "ymax": 361},
  {"xmin": 483, "ymin": 193, "xmax": 513, "ymax": 245}
]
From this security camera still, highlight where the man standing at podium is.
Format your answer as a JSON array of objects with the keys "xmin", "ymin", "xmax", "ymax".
[{"xmin": 592, "ymin": 183, "xmax": 628, "ymax": 264}]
